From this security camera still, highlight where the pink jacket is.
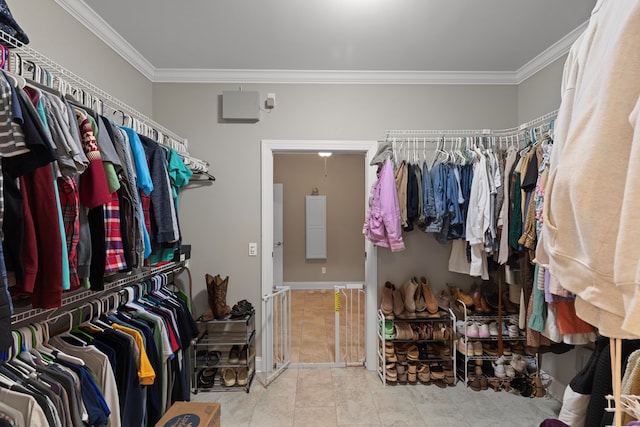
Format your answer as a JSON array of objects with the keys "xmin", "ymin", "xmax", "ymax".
[{"xmin": 363, "ymin": 158, "xmax": 405, "ymax": 252}]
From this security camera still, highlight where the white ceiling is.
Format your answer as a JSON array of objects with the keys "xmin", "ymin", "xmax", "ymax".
[{"xmin": 58, "ymin": 0, "xmax": 595, "ymax": 84}]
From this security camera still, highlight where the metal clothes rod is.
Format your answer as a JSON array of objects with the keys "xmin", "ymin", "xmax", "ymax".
[
  {"xmin": 10, "ymin": 261, "xmax": 186, "ymax": 327},
  {"xmin": 385, "ymin": 109, "xmax": 558, "ymax": 139}
]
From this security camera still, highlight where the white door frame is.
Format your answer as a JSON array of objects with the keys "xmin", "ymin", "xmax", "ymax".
[{"xmin": 261, "ymin": 140, "xmax": 379, "ymax": 372}]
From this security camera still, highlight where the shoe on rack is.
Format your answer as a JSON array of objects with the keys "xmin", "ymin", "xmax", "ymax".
[
  {"xmin": 420, "ymin": 276, "xmax": 439, "ymax": 315},
  {"xmin": 457, "ymin": 338, "xmax": 473, "ymax": 357},
  {"xmin": 385, "ymin": 362, "xmax": 398, "ymax": 384},
  {"xmin": 437, "ymin": 290, "xmax": 451, "ymax": 312},
  {"xmin": 407, "ymin": 362, "xmax": 418, "ymax": 384},
  {"xmin": 455, "ymin": 320, "xmax": 466, "ymax": 336},
  {"xmin": 402, "ymin": 279, "xmax": 418, "ymax": 318},
  {"xmin": 222, "ymin": 368, "xmax": 237, "ymax": 387},
  {"xmin": 384, "ymin": 320, "xmax": 395, "ymax": 340},
  {"xmin": 385, "ymin": 343, "xmax": 397, "ymax": 362},
  {"xmin": 488, "ymin": 321, "xmax": 499, "ymax": 337},
  {"xmin": 473, "ymin": 341, "xmax": 483, "ymax": 357},
  {"xmin": 407, "ymin": 345, "xmax": 419, "ymax": 362},
  {"xmin": 482, "ymin": 343, "xmax": 498, "ymax": 356},
  {"xmin": 503, "ymin": 343, "xmax": 512, "ymax": 356},
  {"xmin": 478, "ymin": 323, "xmax": 490, "ymax": 338},
  {"xmin": 197, "ymin": 367, "xmax": 217, "ymax": 388},
  {"xmin": 393, "ymin": 287, "xmax": 405, "ymax": 318},
  {"xmin": 466, "ymin": 322, "xmax": 480, "ymax": 338},
  {"xmin": 417, "ymin": 363, "xmax": 430, "ymax": 384},
  {"xmin": 511, "ymin": 354, "xmax": 527, "ymax": 373},
  {"xmin": 430, "ymin": 363, "xmax": 445, "ymax": 380},
  {"xmin": 505, "ymin": 364, "xmax": 516, "ymax": 378},
  {"xmin": 494, "ymin": 363, "xmax": 506, "ymax": 378},
  {"xmin": 206, "ymin": 350, "xmax": 221, "ymax": 366},
  {"xmin": 447, "ymin": 284, "xmax": 474, "ymax": 308},
  {"xmin": 236, "ymin": 367, "xmax": 249, "ymax": 386},
  {"xmin": 396, "ymin": 363, "xmax": 408, "ymax": 384},
  {"xmin": 508, "ymin": 324, "xmax": 520, "ymax": 338},
  {"xmin": 414, "ymin": 279, "xmax": 427, "ymax": 315},
  {"xmin": 239, "ymin": 345, "xmax": 249, "ymax": 365},
  {"xmin": 381, "ymin": 282, "xmax": 395, "ymax": 318},
  {"xmin": 229, "ymin": 345, "xmax": 241, "ymax": 364}
]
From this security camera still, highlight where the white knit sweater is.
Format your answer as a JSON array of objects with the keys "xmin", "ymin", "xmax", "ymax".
[{"xmin": 542, "ymin": 0, "xmax": 640, "ymax": 338}]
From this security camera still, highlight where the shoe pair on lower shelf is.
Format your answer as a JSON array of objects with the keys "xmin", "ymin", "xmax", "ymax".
[
  {"xmin": 197, "ymin": 367, "xmax": 217, "ymax": 388},
  {"xmin": 229, "ymin": 344, "xmax": 254, "ymax": 364},
  {"xmin": 222, "ymin": 367, "xmax": 249, "ymax": 387}
]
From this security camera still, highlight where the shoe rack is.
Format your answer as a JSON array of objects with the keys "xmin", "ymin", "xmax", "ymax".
[
  {"xmin": 192, "ymin": 311, "xmax": 256, "ymax": 393},
  {"xmin": 454, "ymin": 300, "xmax": 540, "ymax": 394},
  {"xmin": 377, "ymin": 308, "xmax": 457, "ymax": 388}
]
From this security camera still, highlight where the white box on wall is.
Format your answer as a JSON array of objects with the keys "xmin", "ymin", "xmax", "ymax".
[{"xmin": 305, "ymin": 195, "xmax": 326, "ymax": 259}]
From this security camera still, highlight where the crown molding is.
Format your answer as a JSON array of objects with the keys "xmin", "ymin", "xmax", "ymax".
[
  {"xmin": 153, "ymin": 69, "xmax": 519, "ymax": 85},
  {"xmin": 53, "ymin": 0, "xmax": 155, "ymax": 80},
  {"xmin": 56, "ymin": 0, "xmax": 586, "ymax": 85},
  {"xmin": 516, "ymin": 20, "xmax": 588, "ymax": 84}
]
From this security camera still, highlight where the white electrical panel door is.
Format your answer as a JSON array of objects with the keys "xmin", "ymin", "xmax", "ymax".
[{"xmin": 305, "ymin": 195, "xmax": 327, "ymax": 259}]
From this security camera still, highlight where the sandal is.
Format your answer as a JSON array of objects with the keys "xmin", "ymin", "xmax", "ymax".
[
  {"xmin": 198, "ymin": 367, "xmax": 217, "ymax": 388},
  {"xmin": 385, "ymin": 363, "xmax": 398, "ymax": 384},
  {"xmin": 407, "ymin": 362, "xmax": 418, "ymax": 384},
  {"xmin": 396, "ymin": 363, "xmax": 408, "ymax": 384},
  {"xmin": 417, "ymin": 363, "xmax": 430, "ymax": 384},
  {"xmin": 207, "ymin": 350, "xmax": 221, "ymax": 365}
]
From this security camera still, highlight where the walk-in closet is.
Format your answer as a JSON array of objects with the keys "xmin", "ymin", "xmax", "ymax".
[{"xmin": 2, "ymin": 0, "xmax": 638, "ymax": 426}]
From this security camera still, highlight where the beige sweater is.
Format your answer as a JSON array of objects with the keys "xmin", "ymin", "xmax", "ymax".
[{"xmin": 542, "ymin": 0, "xmax": 640, "ymax": 338}]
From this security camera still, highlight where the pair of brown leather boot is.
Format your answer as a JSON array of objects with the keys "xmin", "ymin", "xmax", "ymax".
[{"xmin": 205, "ymin": 274, "xmax": 231, "ymax": 319}]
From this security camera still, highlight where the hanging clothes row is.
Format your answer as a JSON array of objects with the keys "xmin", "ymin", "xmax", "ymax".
[
  {"xmin": 0, "ymin": 29, "xmax": 213, "ymax": 179},
  {"xmin": 3, "ymin": 272, "xmax": 197, "ymax": 427},
  {"xmin": 0, "ymin": 30, "xmax": 206, "ymax": 354},
  {"xmin": 365, "ymin": 110, "xmax": 597, "ymax": 354}
]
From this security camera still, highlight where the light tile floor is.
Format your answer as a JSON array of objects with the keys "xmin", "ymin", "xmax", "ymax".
[
  {"xmin": 191, "ymin": 367, "xmax": 562, "ymax": 426},
  {"xmin": 290, "ymin": 290, "xmax": 365, "ymax": 364}
]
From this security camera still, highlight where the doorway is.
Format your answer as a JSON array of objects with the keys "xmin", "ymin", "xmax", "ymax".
[{"xmin": 261, "ymin": 140, "xmax": 379, "ymax": 376}]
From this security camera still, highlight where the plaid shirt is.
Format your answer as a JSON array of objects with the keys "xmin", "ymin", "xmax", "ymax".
[
  {"xmin": 58, "ymin": 176, "xmax": 80, "ymax": 290},
  {"xmin": 104, "ymin": 192, "xmax": 127, "ymax": 273}
]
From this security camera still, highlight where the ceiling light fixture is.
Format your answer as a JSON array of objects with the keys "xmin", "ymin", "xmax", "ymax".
[{"xmin": 318, "ymin": 152, "xmax": 332, "ymax": 157}]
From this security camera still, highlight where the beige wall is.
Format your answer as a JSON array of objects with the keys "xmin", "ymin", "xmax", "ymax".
[
  {"xmin": 152, "ymin": 83, "xmax": 518, "ymax": 322},
  {"xmin": 274, "ymin": 153, "xmax": 365, "ymax": 282},
  {"xmin": 517, "ymin": 55, "xmax": 566, "ymax": 124},
  {"xmin": 9, "ymin": 0, "xmax": 153, "ymax": 115}
]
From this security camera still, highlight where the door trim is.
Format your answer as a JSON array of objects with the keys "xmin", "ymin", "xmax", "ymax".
[{"xmin": 261, "ymin": 140, "xmax": 379, "ymax": 372}]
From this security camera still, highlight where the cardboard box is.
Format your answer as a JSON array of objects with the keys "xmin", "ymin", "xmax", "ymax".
[{"xmin": 155, "ymin": 402, "xmax": 220, "ymax": 427}]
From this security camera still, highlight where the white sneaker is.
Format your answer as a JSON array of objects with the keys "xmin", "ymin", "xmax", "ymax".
[
  {"xmin": 508, "ymin": 324, "xmax": 519, "ymax": 338},
  {"xmin": 494, "ymin": 363, "xmax": 506, "ymax": 378},
  {"xmin": 466, "ymin": 322, "xmax": 480, "ymax": 338},
  {"xmin": 505, "ymin": 364, "xmax": 516, "ymax": 378},
  {"xmin": 488, "ymin": 321, "xmax": 499, "ymax": 337},
  {"xmin": 511, "ymin": 354, "xmax": 527, "ymax": 373},
  {"xmin": 478, "ymin": 323, "xmax": 490, "ymax": 338},
  {"xmin": 458, "ymin": 338, "xmax": 474, "ymax": 356}
]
